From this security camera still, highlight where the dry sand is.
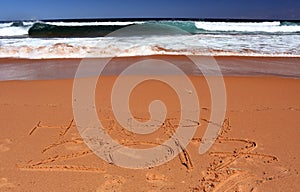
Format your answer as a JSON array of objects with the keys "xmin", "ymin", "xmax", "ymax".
[{"xmin": 0, "ymin": 75, "xmax": 299, "ymax": 191}]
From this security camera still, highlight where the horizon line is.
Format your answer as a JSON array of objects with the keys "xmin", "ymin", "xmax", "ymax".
[{"xmin": 1, "ymin": 17, "xmax": 300, "ymax": 22}]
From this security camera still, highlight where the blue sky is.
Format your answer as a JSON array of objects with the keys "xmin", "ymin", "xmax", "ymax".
[{"xmin": 0, "ymin": 0, "xmax": 299, "ymax": 21}]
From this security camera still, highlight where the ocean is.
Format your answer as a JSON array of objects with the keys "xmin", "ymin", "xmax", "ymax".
[{"xmin": 0, "ymin": 19, "xmax": 300, "ymax": 80}]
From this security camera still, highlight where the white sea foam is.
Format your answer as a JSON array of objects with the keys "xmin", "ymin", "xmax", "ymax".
[
  {"xmin": 22, "ymin": 21, "xmax": 36, "ymax": 26},
  {"xmin": 195, "ymin": 21, "xmax": 300, "ymax": 33},
  {"xmin": 0, "ymin": 22, "xmax": 13, "ymax": 28},
  {"xmin": 0, "ymin": 26, "xmax": 30, "ymax": 37},
  {"xmin": 1, "ymin": 34, "xmax": 300, "ymax": 58}
]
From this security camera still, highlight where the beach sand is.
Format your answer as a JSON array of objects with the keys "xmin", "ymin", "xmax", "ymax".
[{"xmin": 0, "ymin": 62, "xmax": 299, "ymax": 191}]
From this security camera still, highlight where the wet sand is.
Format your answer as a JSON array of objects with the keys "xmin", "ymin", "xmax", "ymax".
[
  {"xmin": 0, "ymin": 56, "xmax": 300, "ymax": 80},
  {"xmin": 0, "ymin": 73, "xmax": 299, "ymax": 191}
]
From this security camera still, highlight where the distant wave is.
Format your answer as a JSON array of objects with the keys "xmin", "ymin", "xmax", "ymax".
[
  {"xmin": 28, "ymin": 23, "xmax": 131, "ymax": 38},
  {"xmin": 26, "ymin": 21, "xmax": 300, "ymax": 38},
  {"xmin": 1, "ymin": 20, "xmax": 300, "ymax": 38}
]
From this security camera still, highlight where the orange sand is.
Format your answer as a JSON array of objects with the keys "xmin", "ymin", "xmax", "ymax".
[{"xmin": 0, "ymin": 76, "xmax": 299, "ymax": 191}]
